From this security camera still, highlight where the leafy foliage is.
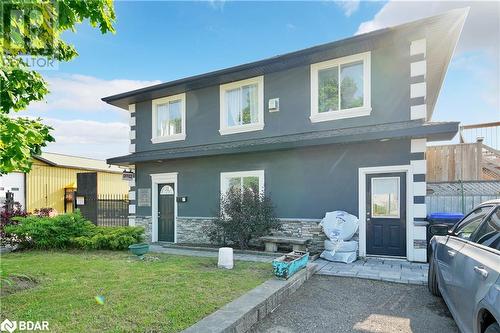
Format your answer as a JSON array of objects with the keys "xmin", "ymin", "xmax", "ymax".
[
  {"xmin": 4, "ymin": 211, "xmax": 143, "ymax": 250},
  {"xmin": 0, "ymin": 0, "xmax": 116, "ymax": 174},
  {"xmin": 0, "ymin": 115, "xmax": 55, "ymax": 173},
  {"xmin": 0, "ymin": 202, "xmax": 28, "ymax": 246},
  {"xmin": 207, "ymin": 186, "xmax": 281, "ymax": 249},
  {"xmin": 318, "ymin": 72, "xmax": 362, "ymax": 113},
  {"xmin": 72, "ymin": 227, "xmax": 145, "ymax": 250}
]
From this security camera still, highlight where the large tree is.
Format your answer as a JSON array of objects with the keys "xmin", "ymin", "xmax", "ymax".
[{"xmin": 0, "ymin": 0, "xmax": 116, "ymax": 174}]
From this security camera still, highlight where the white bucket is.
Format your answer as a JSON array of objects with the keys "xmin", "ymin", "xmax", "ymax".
[{"xmin": 218, "ymin": 247, "xmax": 234, "ymax": 269}]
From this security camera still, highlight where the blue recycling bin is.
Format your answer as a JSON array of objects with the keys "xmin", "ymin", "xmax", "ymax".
[{"xmin": 426, "ymin": 212, "xmax": 464, "ymax": 244}]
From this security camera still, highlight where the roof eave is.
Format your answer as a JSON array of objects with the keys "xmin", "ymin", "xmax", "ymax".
[{"xmin": 107, "ymin": 121, "xmax": 459, "ymax": 165}]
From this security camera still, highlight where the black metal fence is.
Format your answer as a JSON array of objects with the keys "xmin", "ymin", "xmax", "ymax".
[
  {"xmin": 97, "ymin": 194, "xmax": 129, "ymax": 227},
  {"xmin": 76, "ymin": 193, "xmax": 129, "ymax": 227}
]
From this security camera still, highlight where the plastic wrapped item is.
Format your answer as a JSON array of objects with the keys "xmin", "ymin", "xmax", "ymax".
[
  {"xmin": 320, "ymin": 250, "xmax": 357, "ymax": 263},
  {"xmin": 320, "ymin": 211, "xmax": 359, "ymax": 241},
  {"xmin": 320, "ymin": 211, "xmax": 359, "ymax": 263},
  {"xmin": 324, "ymin": 240, "xmax": 358, "ymax": 252}
]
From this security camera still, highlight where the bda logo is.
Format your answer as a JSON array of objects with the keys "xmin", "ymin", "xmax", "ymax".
[{"xmin": 0, "ymin": 319, "xmax": 17, "ymax": 333}]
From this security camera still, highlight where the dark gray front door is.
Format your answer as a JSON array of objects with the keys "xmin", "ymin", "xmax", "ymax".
[
  {"xmin": 158, "ymin": 183, "xmax": 175, "ymax": 242},
  {"xmin": 366, "ymin": 172, "xmax": 406, "ymax": 257}
]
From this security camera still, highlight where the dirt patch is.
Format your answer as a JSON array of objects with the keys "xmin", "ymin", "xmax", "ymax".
[{"xmin": 1, "ymin": 275, "xmax": 38, "ymax": 296}]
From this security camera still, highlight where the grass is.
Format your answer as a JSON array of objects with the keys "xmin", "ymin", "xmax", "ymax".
[{"xmin": 0, "ymin": 250, "xmax": 272, "ymax": 332}]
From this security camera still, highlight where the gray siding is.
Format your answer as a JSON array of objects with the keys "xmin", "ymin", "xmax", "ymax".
[
  {"xmin": 135, "ymin": 139, "xmax": 411, "ymax": 219},
  {"xmin": 134, "ymin": 39, "xmax": 411, "ymax": 153}
]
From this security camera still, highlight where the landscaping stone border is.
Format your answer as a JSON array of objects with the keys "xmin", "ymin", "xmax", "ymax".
[{"xmin": 182, "ymin": 263, "xmax": 319, "ymax": 333}]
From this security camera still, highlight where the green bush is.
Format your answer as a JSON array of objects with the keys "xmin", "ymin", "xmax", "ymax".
[
  {"xmin": 72, "ymin": 227, "xmax": 144, "ymax": 250},
  {"xmin": 207, "ymin": 186, "xmax": 281, "ymax": 249},
  {"xmin": 5, "ymin": 211, "xmax": 144, "ymax": 250}
]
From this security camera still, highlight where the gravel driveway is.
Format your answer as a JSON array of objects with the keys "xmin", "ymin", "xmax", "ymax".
[{"xmin": 250, "ymin": 275, "xmax": 458, "ymax": 333}]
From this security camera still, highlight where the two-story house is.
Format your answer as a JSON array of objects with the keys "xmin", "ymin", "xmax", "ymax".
[{"xmin": 104, "ymin": 9, "xmax": 468, "ymax": 262}]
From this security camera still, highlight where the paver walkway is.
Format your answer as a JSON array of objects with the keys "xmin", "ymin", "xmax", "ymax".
[
  {"xmin": 149, "ymin": 244, "xmax": 274, "ymax": 262},
  {"xmin": 315, "ymin": 257, "xmax": 428, "ymax": 285}
]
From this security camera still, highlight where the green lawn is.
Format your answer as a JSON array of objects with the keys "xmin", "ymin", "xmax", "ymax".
[{"xmin": 0, "ymin": 251, "xmax": 272, "ymax": 332}]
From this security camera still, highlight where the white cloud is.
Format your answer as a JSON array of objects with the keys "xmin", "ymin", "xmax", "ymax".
[
  {"xmin": 41, "ymin": 118, "xmax": 130, "ymax": 160},
  {"xmin": 29, "ymin": 74, "xmax": 161, "ymax": 115},
  {"xmin": 207, "ymin": 0, "xmax": 225, "ymax": 11},
  {"xmin": 356, "ymin": 1, "xmax": 500, "ymax": 55},
  {"xmin": 335, "ymin": 0, "xmax": 360, "ymax": 17}
]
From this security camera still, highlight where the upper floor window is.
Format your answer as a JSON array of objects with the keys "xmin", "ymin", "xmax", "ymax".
[
  {"xmin": 310, "ymin": 52, "xmax": 371, "ymax": 123},
  {"xmin": 151, "ymin": 93, "xmax": 186, "ymax": 143},
  {"xmin": 219, "ymin": 76, "xmax": 264, "ymax": 135}
]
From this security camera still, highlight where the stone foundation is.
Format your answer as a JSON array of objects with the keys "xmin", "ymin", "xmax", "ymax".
[
  {"xmin": 176, "ymin": 217, "xmax": 213, "ymax": 244},
  {"xmin": 273, "ymin": 219, "xmax": 327, "ymax": 253},
  {"xmin": 175, "ymin": 217, "xmax": 328, "ymax": 253},
  {"xmin": 134, "ymin": 216, "xmax": 152, "ymax": 242}
]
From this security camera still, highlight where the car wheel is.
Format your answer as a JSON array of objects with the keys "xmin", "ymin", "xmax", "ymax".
[
  {"xmin": 485, "ymin": 322, "xmax": 500, "ymax": 333},
  {"xmin": 428, "ymin": 255, "xmax": 441, "ymax": 297}
]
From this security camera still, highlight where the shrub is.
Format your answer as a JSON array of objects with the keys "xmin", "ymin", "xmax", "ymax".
[
  {"xmin": 5, "ymin": 211, "xmax": 144, "ymax": 250},
  {"xmin": 0, "ymin": 203, "xmax": 28, "ymax": 246},
  {"xmin": 5, "ymin": 211, "xmax": 95, "ymax": 249},
  {"xmin": 33, "ymin": 208, "xmax": 57, "ymax": 217},
  {"xmin": 207, "ymin": 186, "xmax": 281, "ymax": 249},
  {"xmin": 72, "ymin": 226, "xmax": 144, "ymax": 250}
]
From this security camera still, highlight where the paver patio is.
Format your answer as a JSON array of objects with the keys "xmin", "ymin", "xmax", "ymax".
[{"xmin": 315, "ymin": 257, "xmax": 429, "ymax": 285}]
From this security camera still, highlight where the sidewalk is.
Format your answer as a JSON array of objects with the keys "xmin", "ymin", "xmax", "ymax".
[{"xmin": 149, "ymin": 244, "xmax": 274, "ymax": 262}]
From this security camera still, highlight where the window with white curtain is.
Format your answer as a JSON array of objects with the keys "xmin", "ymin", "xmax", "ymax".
[
  {"xmin": 151, "ymin": 93, "xmax": 186, "ymax": 143},
  {"xmin": 219, "ymin": 76, "xmax": 264, "ymax": 135}
]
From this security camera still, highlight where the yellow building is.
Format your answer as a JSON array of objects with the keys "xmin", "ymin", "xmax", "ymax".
[{"xmin": 0, "ymin": 152, "xmax": 129, "ymax": 213}]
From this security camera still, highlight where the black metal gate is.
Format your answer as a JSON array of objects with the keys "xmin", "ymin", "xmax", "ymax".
[{"xmin": 75, "ymin": 172, "xmax": 129, "ymax": 227}]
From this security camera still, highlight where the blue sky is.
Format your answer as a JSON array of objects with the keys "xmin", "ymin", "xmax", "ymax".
[{"xmin": 27, "ymin": 1, "xmax": 499, "ymax": 159}]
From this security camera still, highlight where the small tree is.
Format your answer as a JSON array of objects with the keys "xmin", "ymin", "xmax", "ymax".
[{"xmin": 207, "ymin": 186, "xmax": 281, "ymax": 249}]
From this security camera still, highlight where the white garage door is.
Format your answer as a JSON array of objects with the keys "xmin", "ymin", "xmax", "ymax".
[{"xmin": 0, "ymin": 172, "xmax": 26, "ymax": 209}]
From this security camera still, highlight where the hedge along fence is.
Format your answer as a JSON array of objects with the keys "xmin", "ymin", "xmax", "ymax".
[{"xmin": 4, "ymin": 211, "xmax": 144, "ymax": 250}]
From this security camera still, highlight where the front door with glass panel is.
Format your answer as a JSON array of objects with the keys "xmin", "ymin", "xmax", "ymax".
[
  {"xmin": 158, "ymin": 183, "xmax": 175, "ymax": 242},
  {"xmin": 366, "ymin": 173, "xmax": 406, "ymax": 257}
]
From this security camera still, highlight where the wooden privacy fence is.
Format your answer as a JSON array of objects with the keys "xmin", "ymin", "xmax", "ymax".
[
  {"xmin": 427, "ymin": 139, "xmax": 500, "ymax": 181},
  {"xmin": 427, "ymin": 141, "xmax": 483, "ymax": 182}
]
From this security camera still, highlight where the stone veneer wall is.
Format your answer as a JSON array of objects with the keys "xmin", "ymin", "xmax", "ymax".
[
  {"xmin": 135, "ymin": 216, "xmax": 152, "ymax": 242},
  {"xmin": 176, "ymin": 217, "xmax": 328, "ymax": 253}
]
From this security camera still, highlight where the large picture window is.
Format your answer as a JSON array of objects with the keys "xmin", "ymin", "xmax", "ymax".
[
  {"xmin": 152, "ymin": 93, "xmax": 186, "ymax": 143},
  {"xmin": 219, "ymin": 76, "xmax": 264, "ymax": 135},
  {"xmin": 310, "ymin": 52, "xmax": 371, "ymax": 122},
  {"xmin": 220, "ymin": 170, "xmax": 264, "ymax": 195}
]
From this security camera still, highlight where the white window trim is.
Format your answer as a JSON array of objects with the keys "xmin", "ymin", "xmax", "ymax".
[
  {"xmin": 151, "ymin": 172, "xmax": 178, "ymax": 243},
  {"xmin": 151, "ymin": 93, "xmax": 186, "ymax": 143},
  {"xmin": 219, "ymin": 76, "xmax": 264, "ymax": 135},
  {"xmin": 358, "ymin": 165, "xmax": 413, "ymax": 261},
  {"xmin": 220, "ymin": 170, "xmax": 265, "ymax": 195},
  {"xmin": 371, "ymin": 176, "xmax": 401, "ymax": 219},
  {"xmin": 310, "ymin": 52, "xmax": 371, "ymax": 123}
]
